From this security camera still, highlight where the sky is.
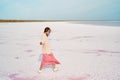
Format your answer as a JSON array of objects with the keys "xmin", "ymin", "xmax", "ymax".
[{"xmin": 0, "ymin": 0, "xmax": 120, "ymax": 20}]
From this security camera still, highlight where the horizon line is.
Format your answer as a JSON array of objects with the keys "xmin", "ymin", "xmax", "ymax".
[{"xmin": 0, "ymin": 19, "xmax": 120, "ymax": 22}]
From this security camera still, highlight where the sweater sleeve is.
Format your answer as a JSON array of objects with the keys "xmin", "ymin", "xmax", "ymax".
[{"xmin": 41, "ymin": 33, "xmax": 46, "ymax": 44}]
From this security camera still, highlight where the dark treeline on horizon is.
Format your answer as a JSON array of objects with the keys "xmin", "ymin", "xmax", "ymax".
[{"xmin": 0, "ymin": 20, "xmax": 119, "ymax": 22}]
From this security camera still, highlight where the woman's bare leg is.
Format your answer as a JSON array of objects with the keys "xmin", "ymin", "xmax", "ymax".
[
  {"xmin": 38, "ymin": 64, "xmax": 43, "ymax": 73},
  {"xmin": 39, "ymin": 64, "xmax": 43, "ymax": 70},
  {"xmin": 52, "ymin": 64, "xmax": 56, "ymax": 69},
  {"xmin": 52, "ymin": 64, "xmax": 58, "ymax": 72}
]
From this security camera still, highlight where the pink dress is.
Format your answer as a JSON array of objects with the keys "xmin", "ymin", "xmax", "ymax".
[{"xmin": 40, "ymin": 33, "xmax": 60, "ymax": 67}]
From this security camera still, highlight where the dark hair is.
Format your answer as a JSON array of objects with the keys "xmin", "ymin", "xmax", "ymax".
[{"xmin": 44, "ymin": 27, "xmax": 51, "ymax": 32}]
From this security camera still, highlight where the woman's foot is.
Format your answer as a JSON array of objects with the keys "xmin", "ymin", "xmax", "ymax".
[
  {"xmin": 53, "ymin": 67, "xmax": 59, "ymax": 72},
  {"xmin": 38, "ymin": 69, "xmax": 43, "ymax": 73}
]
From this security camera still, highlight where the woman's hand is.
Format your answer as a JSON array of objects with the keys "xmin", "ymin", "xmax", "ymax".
[{"xmin": 40, "ymin": 42, "xmax": 42, "ymax": 45}]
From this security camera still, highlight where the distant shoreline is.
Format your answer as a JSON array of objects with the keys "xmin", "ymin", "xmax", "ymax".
[{"xmin": 0, "ymin": 20, "xmax": 120, "ymax": 22}]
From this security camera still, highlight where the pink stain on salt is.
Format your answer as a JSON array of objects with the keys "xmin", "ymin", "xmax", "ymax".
[
  {"xmin": 96, "ymin": 50, "xmax": 120, "ymax": 53},
  {"xmin": 85, "ymin": 49, "xmax": 120, "ymax": 55},
  {"xmin": 97, "ymin": 50, "xmax": 108, "ymax": 53},
  {"xmin": 8, "ymin": 73, "xmax": 19, "ymax": 79},
  {"xmin": 7, "ymin": 73, "xmax": 37, "ymax": 80},
  {"xmin": 29, "ymin": 54, "xmax": 35, "ymax": 57},
  {"xmin": 69, "ymin": 77, "xmax": 86, "ymax": 80},
  {"xmin": 25, "ymin": 49, "xmax": 33, "ymax": 53},
  {"xmin": 68, "ymin": 74, "xmax": 90, "ymax": 80}
]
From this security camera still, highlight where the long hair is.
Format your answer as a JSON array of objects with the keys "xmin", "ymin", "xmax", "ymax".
[
  {"xmin": 44, "ymin": 27, "xmax": 51, "ymax": 33},
  {"xmin": 44, "ymin": 27, "xmax": 51, "ymax": 36}
]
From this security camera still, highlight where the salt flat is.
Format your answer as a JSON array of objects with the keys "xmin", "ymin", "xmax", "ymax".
[{"xmin": 0, "ymin": 22, "xmax": 120, "ymax": 80}]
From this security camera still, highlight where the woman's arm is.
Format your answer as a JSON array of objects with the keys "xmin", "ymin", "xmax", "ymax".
[{"xmin": 40, "ymin": 33, "xmax": 46, "ymax": 45}]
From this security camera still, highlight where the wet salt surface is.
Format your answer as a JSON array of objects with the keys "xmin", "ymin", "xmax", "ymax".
[{"xmin": 0, "ymin": 22, "xmax": 120, "ymax": 80}]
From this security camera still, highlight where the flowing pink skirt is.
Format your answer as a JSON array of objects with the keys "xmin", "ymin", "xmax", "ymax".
[{"xmin": 40, "ymin": 52, "xmax": 60, "ymax": 67}]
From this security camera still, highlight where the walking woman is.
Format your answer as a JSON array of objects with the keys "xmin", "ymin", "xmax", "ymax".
[{"xmin": 39, "ymin": 27, "xmax": 60, "ymax": 73}]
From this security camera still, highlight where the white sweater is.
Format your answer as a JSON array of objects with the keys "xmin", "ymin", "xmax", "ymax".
[{"xmin": 41, "ymin": 33, "xmax": 51, "ymax": 54}]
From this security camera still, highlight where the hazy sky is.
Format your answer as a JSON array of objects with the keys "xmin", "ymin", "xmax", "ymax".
[{"xmin": 0, "ymin": 0, "xmax": 120, "ymax": 20}]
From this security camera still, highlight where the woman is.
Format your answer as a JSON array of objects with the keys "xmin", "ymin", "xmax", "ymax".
[{"xmin": 39, "ymin": 27, "xmax": 60, "ymax": 73}]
